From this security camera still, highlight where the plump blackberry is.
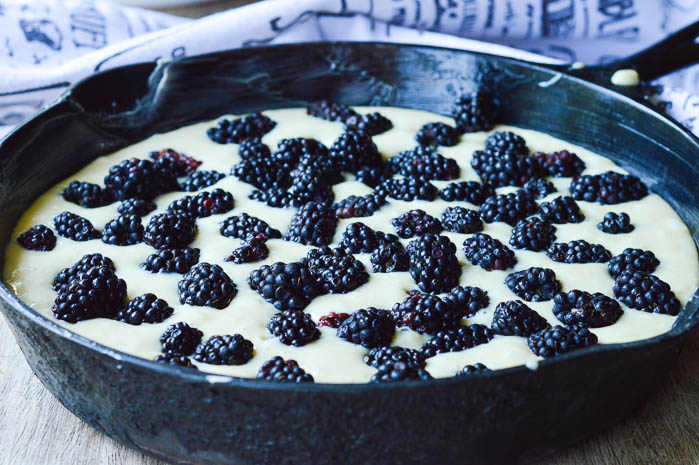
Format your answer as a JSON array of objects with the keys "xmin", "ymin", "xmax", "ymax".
[
  {"xmin": 505, "ymin": 267, "xmax": 561, "ymax": 302},
  {"xmin": 376, "ymin": 176, "xmax": 438, "ymax": 201},
  {"xmin": 268, "ymin": 310, "xmax": 321, "ymax": 346},
  {"xmin": 356, "ymin": 164, "xmax": 393, "ymax": 188},
  {"xmin": 247, "ymin": 262, "xmax": 320, "ymax": 311},
  {"xmin": 392, "ymin": 291, "xmax": 462, "ymax": 335},
  {"xmin": 273, "ymin": 137, "xmax": 329, "ymax": 167},
  {"xmin": 553, "ymin": 290, "xmax": 623, "ymax": 327},
  {"xmin": 307, "ymin": 100, "xmax": 358, "ymax": 122},
  {"xmin": 452, "ymin": 91, "xmax": 497, "ymax": 133},
  {"xmin": 231, "ymin": 157, "xmax": 291, "ymax": 190},
  {"xmin": 193, "ymin": 334, "xmax": 254, "ymax": 365},
  {"xmin": 143, "ymin": 212, "xmax": 197, "ymax": 249},
  {"xmin": 389, "ymin": 146, "xmax": 460, "ymax": 180},
  {"xmin": 288, "ymin": 169, "xmax": 336, "ymax": 205},
  {"xmin": 179, "ymin": 170, "xmax": 226, "ymax": 192},
  {"xmin": 613, "ymin": 270, "xmax": 681, "ymax": 315},
  {"xmin": 303, "ymin": 247, "xmax": 369, "ymax": 294},
  {"xmin": 344, "ymin": 112, "xmax": 393, "ymax": 135},
  {"xmin": 458, "ymin": 363, "xmax": 491, "ymax": 375},
  {"xmin": 292, "ymin": 149, "xmax": 343, "ymax": 184},
  {"xmin": 371, "ymin": 361, "xmax": 433, "ymax": 383},
  {"xmin": 150, "ymin": 148, "xmax": 202, "ymax": 176},
  {"xmin": 371, "ymin": 241, "xmax": 410, "ymax": 273},
  {"xmin": 598, "ymin": 212, "xmax": 634, "ymax": 234},
  {"xmin": 284, "ymin": 202, "xmax": 337, "ymax": 247},
  {"xmin": 52, "ymin": 253, "xmax": 115, "ymax": 292},
  {"xmin": 328, "ymin": 130, "xmax": 382, "ymax": 173},
  {"xmin": 225, "ymin": 234, "xmax": 269, "ymax": 263},
  {"xmin": 168, "ymin": 189, "xmax": 235, "ymax": 218},
  {"xmin": 51, "ymin": 266, "xmax": 127, "ymax": 323},
  {"xmin": 440, "ymin": 207, "xmax": 482, "ymax": 234},
  {"xmin": 537, "ymin": 196, "xmax": 585, "ymax": 224},
  {"xmin": 318, "ymin": 312, "xmax": 351, "ymax": 328},
  {"xmin": 479, "ymin": 190, "xmax": 538, "ymax": 226},
  {"xmin": 438, "ymin": 181, "xmax": 494, "ymax": 205},
  {"xmin": 364, "ymin": 346, "xmax": 425, "ymax": 369},
  {"xmin": 463, "ymin": 233, "xmax": 517, "ymax": 271},
  {"xmin": 416, "ymin": 122, "xmax": 460, "ymax": 147},
  {"xmin": 238, "ymin": 137, "xmax": 272, "ymax": 161},
  {"xmin": 220, "ymin": 213, "xmax": 281, "ymax": 240},
  {"xmin": 104, "ymin": 158, "xmax": 177, "ymax": 200},
  {"xmin": 407, "ymin": 234, "xmax": 462, "ymax": 293},
  {"xmin": 17, "ymin": 225, "xmax": 56, "ymax": 251},
  {"xmin": 160, "ymin": 322, "xmax": 203, "ymax": 355},
  {"xmin": 177, "ymin": 263, "xmax": 237, "ymax": 309},
  {"xmin": 118, "ymin": 198, "xmax": 156, "ymax": 217},
  {"xmin": 142, "ymin": 247, "xmax": 200, "ymax": 274},
  {"xmin": 333, "ymin": 193, "xmax": 387, "ymax": 219},
  {"xmin": 509, "ymin": 217, "xmax": 557, "ymax": 252},
  {"xmin": 608, "ymin": 248, "xmax": 659, "ymax": 278},
  {"xmin": 546, "ymin": 240, "xmax": 612, "ymax": 264},
  {"xmin": 569, "ymin": 171, "xmax": 649, "ymax": 204},
  {"xmin": 421, "ymin": 324, "xmax": 494, "ymax": 358},
  {"xmin": 533, "ymin": 150, "xmax": 585, "ymax": 177},
  {"xmin": 116, "ymin": 293, "xmax": 174, "ymax": 325},
  {"xmin": 485, "ymin": 131, "xmax": 527, "ymax": 152},
  {"xmin": 471, "ymin": 147, "xmax": 542, "ymax": 188},
  {"xmin": 154, "ymin": 351, "xmax": 198, "ymax": 369},
  {"xmin": 257, "ymin": 356, "xmax": 314, "ymax": 383},
  {"xmin": 53, "ymin": 211, "xmax": 100, "ymax": 241},
  {"xmin": 490, "ymin": 301, "xmax": 550, "ymax": 336},
  {"xmin": 249, "ymin": 188, "xmax": 295, "ymax": 208},
  {"xmin": 101, "ymin": 214, "xmax": 143, "ymax": 246},
  {"xmin": 527, "ymin": 324, "xmax": 598, "ymax": 358},
  {"xmin": 62, "ymin": 181, "xmax": 114, "ymax": 208},
  {"xmin": 339, "ymin": 223, "xmax": 383, "ymax": 254},
  {"xmin": 337, "ymin": 307, "xmax": 395, "ymax": 349},
  {"xmin": 523, "ymin": 178, "xmax": 556, "ymax": 199},
  {"xmin": 392, "ymin": 209, "xmax": 442, "ymax": 238},
  {"xmin": 206, "ymin": 113, "xmax": 276, "ymax": 144},
  {"xmin": 445, "ymin": 286, "xmax": 490, "ymax": 317}
]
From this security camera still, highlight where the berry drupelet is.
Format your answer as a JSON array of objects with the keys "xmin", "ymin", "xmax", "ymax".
[
  {"xmin": 490, "ymin": 300, "xmax": 550, "ymax": 337},
  {"xmin": 193, "ymin": 334, "xmax": 254, "ymax": 365},
  {"xmin": 370, "ymin": 361, "xmax": 433, "ymax": 383},
  {"xmin": 440, "ymin": 206, "xmax": 483, "ymax": 234},
  {"xmin": 546, "ymin": 240, "xmax": 612, "ymax": 264},
  {"xmin": 52, "ymin": 265, "xmax": 127, "ymax": 323},
  {"xmin": 257, "ymin": 356, "xmax": 314, "ymax": 383},
  {"xmin": 142, "ymin": 247, "xmax": 200, "ymax": 274},
  {"xmin": 220, "ymin": 213, "xmax": 282, "ymax": 240},
  {"xmin": 53, "ymin": 211, "xmax": 100, "ymax": 241},
  {"xmin": 179, "ymin": 170, "xmax": 226, "ymax": 192},
  {"xmin": 479, "ymin": 190, "xmax": 538, "ymax": 226},
  {"xmin": 527, "ymin": 324, "xmax": 598, "ymax": 358},
  {"xmin": 371, "ymin": 241, "xmax": 410, "ymax": 273},
  {"xmin": 101, "ymin": 214, "xmax": 143, "ymax": 246},
  {"xmin": 154, "ymin": 352, "xmax": 198, "ymax": 369},
  {"xmin": 62, "ymin": 181, "xmax": 114, "ymax": 208},
  {"xmin": 268, "ymin": 310, "xmax": 321, "ymax": 346},
  {"xmin": 318, "ymin": 312, "xmax": 351, "ymax": 328},
  {"xmin": 598, "ymin": 212, "xmax": 634, "ymax": 234},
  {"xmin": 452, "ymin": 91, "xmax": 498, "ymax": 133},
  {"xmin": 225, "ymin": 234, "xmax": 269, "ymax": 264},
  {"xmin": 306, "ymin": 100, "xmax": 358, "ymax": 122},
  {"xmin": 104, "ymin": 157, "xmax": 177, "ymax": 200},
  {"xmin": 608, "ymin": 248, "xmax": 659, "ymax": 278},
  {"xmin": 389, "ymin": 145, "xmax": 460, "ymax": 180},
  {"xmin": 177, "ymin": 263, "xmax": 237, "ymax": 309},
  {"xmin": 415, "ymin": 122, "xmax": 460, "ymax": 147},
  {"xmin": 336, "ymin": 307, "xmax": 395, "ymax": 349},
  {"xmin": 143, "ymin": 212, "xmax": 197, "ymax": 249},
  {"xmin": 553, "ymin": 290, "xmax": 623, "ymax": 328},
  {"xmin": 569, "ymin": 171, "xmax": 649, "ymax": 204},
  {"xmin": 532, "ymin": 150, "xmax": 585, "ymax": 177},
  {"xmin": 116, "ymin": 293, "xmax": 174, "ymax": 325},
  {"xmin": 407, "ymin": 234, "xmax": 462, "ymax": 293},
  {"xmin": 207, "ymin": 113, "xmax": 276, "ymax": 144},
  {"xmin": 537, "ymin": 196, "xmax": 585, "ymax": 224},
  {"xmin": 392, "ymin": 209, "xmax": 443, "ymax": 238},
  {"xmin": 284, "ymin": 202, "xmax": 337, "ymax": 247},
  {"xmin": 445, "ymin": 285, "xmax": 490, "ymax": 316},
  {"xmin": 613, "ymin": 270, "xmax": 681, "ymax": 315},
  {"xmin": 421, "ymin": 324, "xmax": 494, "ymax": 358},
  {"xmin": 376, "ymin": 176, "xmax": 439, "ymax": 201},
  {"xmin": 509, "ymin": 217, "xmax": 557, "ymax": 252},
  {"xmin": 303, "ymin": 247, "xmax": 369, "ymax": 294},
  {"xmin": 160, "ymin": 322, "xmax": 203, "ymax": 355},
  {"xmin": 463, "ymin": 233, "xmax": 517, "ymax": 271},
  {"xmin": 392, "ymin": 291, "xmax": 463, "ymax": 335},
  {"xmin": 438, "ymin": 181, "xmax": 494, "ymax": 205},
  {"xmin": 150, "ymin": 148, "xmax": 202, "ymax": 176},
  {"xmin": 17, "ymin": 225, "xmax": 56, "ymax": 251},
  {"xmin": 523, "ymin": 178, "xmax": 556, "ymax": 199},
  {"xmin": 344, "ymin": 112, "xmax": 393, "ymax": 135},
  {"xmin": 168, "ymin": 188, "xmax": 235, "ymax": 218},
  {"xmin": 363, "ymin": 346, "xmax": 426, "ymax": 370},
  {"xmin": 329, "ymin": 130, "xmax": 382, "ymax": 173},
  {"xmin": 52, "ymin": 253, "xmax": 115, "ymax": 292},
  {"xmin": 247, "ymin": 261, "xmax": 320, "ymax": 311},
  {"xmin": 505, "ymin": 267, "xmax": 561, "ymax": 302},
  {"xmin": 333, "ymin": 193, "xmax": 387, "ymax": 219},
  {"xmin": 118, "ymin": 198, "xmax": 156, "ymax": 217}
]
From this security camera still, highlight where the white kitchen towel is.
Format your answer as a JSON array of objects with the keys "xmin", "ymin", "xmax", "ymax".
[{"xmin": 1, "ymin": 0, "xmax": 698, "ymax": 138}]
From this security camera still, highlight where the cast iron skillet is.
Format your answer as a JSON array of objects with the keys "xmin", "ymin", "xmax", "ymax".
[{"xmin": 1, "ymin": 23, "xmax": 698, "ymax": 465}]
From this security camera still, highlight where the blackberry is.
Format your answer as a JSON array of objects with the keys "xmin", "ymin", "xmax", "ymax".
[
  {"xmin": 116, "ymin": 293, "xmax": 174, "ymax": 325},
  {"xmin": 440, "ymin": 207, "xmax": 483, "ymax": 234},
  {"xmin": 150, "ymin": 148, "xmax": 202, "ymax": 176},
  {"xmin": 293, "ymin": 150, "xmax": 343, "ymax": 184},
  {"xmin": 143, "ymin": 212, "xmax": 197, "ymax": 249},
  {"xmin": 53, "ymin": 211, "xmax": 100, "ymax": 241},
  {"xmin": 364, "ymin": 346, "xmax": 425, "ymax": 369},
  {"xmin": 288, "ymin": 169, "xmax": 335, "ymax": 204},
  {"xmin": 268, "ymin": 310, "xmax": 321, "ymax": 346},
  {"xmin": 438, "ymin": 181, "xmax": 494, "ymax": 205},
  {"xmin": 247, "ymin": 262, "xmax": 320, "ymax": 311},
  {"xmin": 479, "ymin": 190, "xmax": 538, "ymax": 226},
  {"xmin": 392, "ymin": 209, "xmax": 442, "ymax": 238},
  {"xmin": 452, "ymin": 91, "xmax": 497, "ymax": 133},
  {"xmin": 523, "ymin": 178, "xmax": 556, "ymax": 199},
  {"xmin": 168, "ymin": 189, "xmax": 235, "ymax": 218},
  {"xmin": 463, "ymin": 233, "xmax": 517, "ymax": 271},
  {"xmin": 490, "ymin": 301, "xmax": 550, "ymax": 336},
  {"xmin": 318, "ymin": 312, "xmax": 351, "ymax": 328},
  {"xmin": 458, "ymin": 363, "xmax": 491, "ymax": 375},
  {"xmin": 160, "ymin": 322, "xmax": 203, "ymax": 355},
  {"xmin": 392, "ymin": 291, "xmax": 462, "ymax": 335},
  {"xmin": 505, "ymin": 267, "xmax": 561, "ymax": 302},
  {"xmin": 370, "ymin": 361, "xmax": 433, "ymax": 383},
  {"xmin": 307, "ymin": 100, "xmax": 358, "ymax": 122},
  {"xmin": 355, "ymin": 164, "xmax": 393, "ymax": 188},
  {"xmin": 407, "ymin": 234, "xmax": 462, "ymax": 293},
  {"xmin": 231, "ymin": 157, "xmax": 291, "ymax": 190},
  {"xmin": 220, "ymin": 213, "xmax": 281, "ymax": 240},
  {"xmin": 471, "ymin": 148, "xmax": 542, "ymax": 188},
  {"xmin": 274, "ymin": 137, "xmax": 329, "ymax": 168},
  {"xmin": 389, "ymin": 146, "xmax": 460, "ymax": 180},
  {"xmin": 547, "ymin": 240, "xmax": 612, "ymax": 264},
  {"xmin": 154, "ymin": 351, "xmax": 197, "ymax": 369},
  {"xmin": 344, "ymin": 112, "xmax": 393, "ymax": 135},
  {"xmin": 421, "ymin": 324, "xmax": 494, "ymax": 358},
  {"xmin": 608, "ymin": 248, "xmax": 659, "ymax": 278},
  {"xmin": 62, "ymin": 181, "xmax": 114, "ymax": 208},
  {"xmin": 569, "ymin": 171, "xmax": 649, "ymax": 204},
  {"xmin": 339, "ymin": 222, "xmax": 383, "ymax": 254},
  {"xmin": 101, "ymin": 214, "xmax": 143, "ymax": 246},
  {"xmin": 445, "ymin": 286, "xmax": 490, "ymax": 317},
  {"xmin": 179, "ymin": 170, "xmax": 226, "ymax": 192},
  {"xmin": 533, "ymin": 150, "xmax": 585, "ymax": 177},
  {"xmin": 193, "ymin": 334, "xmax": 254, "ymax": 365},
  {"xmin": 206, "ymin": 113, "xmax": 276, "ymax": 144},
  {"xmin": 485, "ymin": 132, "xmax": 527, "ymax": 153},
  {"xmin": 333, "ymin": 193, "xmax": 387, "ymax": 219},
  {"xmin": 527, "ymin": 324, "xmax": 598, "ymax": 358},
  {"xmin": 225, "ymin": 234, "xmax": 269, "ymax": 264},
  {"xmin": 303, "ymin": 247, "xmax": 369, "ymax": 294},
  {"xmin": 257, "ymin": 356, "xmax": 314, "ymax": 383},
  {"xmin": 104, "ymin": 158, "xmax": 177, "ymax": 200},
  {"xmin": 249, "ymin": 188, "xmax": 295, "ymax": 208},
  {"xmin": 537, "ymin": 196, "xmax": 585, "ymax": 224},
  {"xmin": 328, "ymin": 130, "xmax": 382, "ymax": 173},
  {"xmin": 509, "ymin": 217, "xmax": 557, "ymax": 252},
  {"xmin": 284, "ymin": 202, "xmax": 337, "ymax": 247},
  {"xmin": 415, "ymin": 122, "xmax": 460, "ymax": 147},
  {"xmin": 553, "ymin": 290, "xmax": 623, "ymax": 328},
  {"xmin": 285, "ymin": 184, "xmax": 335, "ymax": 208},
  {"xmin": 142, "ymin": 247, "xmax": 200, "ymax": 274},
  {"xmin": 177, "ymin": 263, "xmax": 237, "ymax": 309},
  {"xmin": 336, "ymin": 307, "xmax": 395, "ymax": 349},
  {"xmin": 238, "ymin": 138, "xmax": 272, "ymax": 161},
  {"xmin": 371, "ymin": 241, "xmax": 410, "ymax": 273},
  {"xmin": 17, "ymin": 225, "xmax": 56, "ymax": 251},
  {"xmin": 598, "ymin": 212, "xmax": 634, "ymax": 234},
  {"xmin": 118, "ymin": 198, "xmax": 156, "ymax": 217},
  {"xmin": 613, "ymin": 270, "xmax": 681, "ymax": 315},
  {"xmin": 52, "ymin": 253, "xmax": 116, "ymax": 292},
  {"xmin": 376, "ymin": 176, "xmax": 438, "ymax": 201},
  {"xmin": 51, "ymin": 266, "xmax": 127, "ymax": 323}
]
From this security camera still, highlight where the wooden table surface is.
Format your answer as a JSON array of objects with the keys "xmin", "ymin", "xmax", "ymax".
[{"xmin": 1, "ymin": 1, "xmax": 698, "ymax": 464}]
